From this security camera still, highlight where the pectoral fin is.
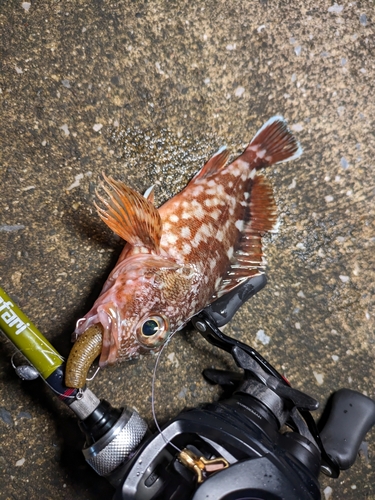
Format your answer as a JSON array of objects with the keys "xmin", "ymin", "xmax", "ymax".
[{"xmin": 95, "ymin": 174, "xmax": 162, "ymax": 252}]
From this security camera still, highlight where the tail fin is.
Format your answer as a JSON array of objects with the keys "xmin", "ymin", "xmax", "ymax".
[{"xmin": 243, "ymin": 116, "xmax": 303, "ymax": 168}]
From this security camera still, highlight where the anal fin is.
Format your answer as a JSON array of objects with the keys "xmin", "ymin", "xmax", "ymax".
[{"xmin": 217, "ymin": 174, "xmax": 277, "ymax": 297}]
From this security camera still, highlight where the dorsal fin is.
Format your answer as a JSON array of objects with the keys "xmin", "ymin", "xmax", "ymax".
[
  {"xmin": 144, "ymin": 185, "xmax": 155, "ymax": 204},
  {"xmin": 95, "ymin": 174, "xmax": 162, "ymax": 253},
  {"xmin": 216, "ymin": 174, "xmax": 278, "ymax": 296},
  {"xmin": 193, "ymin": 146, "xmax": 230, "ymax": 180}
]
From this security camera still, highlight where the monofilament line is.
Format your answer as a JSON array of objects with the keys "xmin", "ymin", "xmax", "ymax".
[{"xmin": 151, "ymin": 330, "xmax": 182, "ymax": 454}]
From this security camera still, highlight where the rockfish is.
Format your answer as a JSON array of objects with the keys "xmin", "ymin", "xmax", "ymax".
[{"xmin": 65, "ymin": 116, "xmax": 302, "ymax": 388}]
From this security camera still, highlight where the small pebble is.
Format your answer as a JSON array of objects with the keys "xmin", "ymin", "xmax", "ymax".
[
  {"xmin": 60, "ymin": 124, "xmax": 70, "ymax": 136},
  {"xmin": 313, "ymin": 371, "xmax": 324, "ymax": 385},
  {"xmin": 0, "ymin": 407, "xmax": 13, "ymax": 426},
  {"xmin": 360, "ymin": 13, "xmax": 367, "ymax": 26},
  {"xmin": 328, "ymin": 4, "xmax": 343, "ymax": 13},
  {"xmin": 323, "ymin": 486, "xmax": 333, "ymax": 500},
  {"xmin": 340, "ymin": 157, "xmax": 349, "ymax": 169},
  {"xmin": 325, "ymin": 195, "xmax": 334, "ymax": 203},
  {"xmin": 234, "ymin": 86, "xmax": 245, "ymax": 97},
  {"xmin": 22, "ymin": 2, "xmax": 31, "ymax": 10},
  {"xmin": 15, "ymin": 458, "xmax": 25, "ymax": 467},
  {"xmin": 178, "ymin": 387, "xmax": 188, "ymax": 399},
  {"xmin": 0, "ymin": 225, "xmax": 25, "ymax": 232},
  {"xmin": 93, "ymin": 123, "xmax": 103, "ymax": 132},
  {"xmin": 256, "ymin": 329, "xmax": 270, "ymax": 345},
  {"xmin": 339, "ymin": 275, "xmax": 350, "ymax": 283},
  {"xmin": 291, "ymin": 123, "xmax": 304, "ymax": 132}
]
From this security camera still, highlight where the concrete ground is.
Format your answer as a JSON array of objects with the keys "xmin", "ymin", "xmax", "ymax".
[{"xmin": 1, "ymin": 1, "xmax": 374, "ymax": 498}]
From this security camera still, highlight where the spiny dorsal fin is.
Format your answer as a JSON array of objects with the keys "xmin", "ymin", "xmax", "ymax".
[
  {"xmin": 144, "ymin": 185, "xmax": 155, "ymax": 204},
  {"xmin": 95, "ymin": 174, "xmax": 162, "ymax": 252},
  {"xmin": 193, "ymin": 146, "xmax": 230, "ymax": 180},
  {"xmin": 216, "ymin": 174, "xmax": 277, "ymax": 296}
]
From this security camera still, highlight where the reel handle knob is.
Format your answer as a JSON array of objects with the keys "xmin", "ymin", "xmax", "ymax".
[{"xmin": 320, "ymin": 388, "xmax": 375, "ymax": 470}]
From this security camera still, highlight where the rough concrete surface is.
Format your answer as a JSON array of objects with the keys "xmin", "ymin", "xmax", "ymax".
[{"xmin": 0, "ymin": 1, "xmax": 374, "ymax": 499}]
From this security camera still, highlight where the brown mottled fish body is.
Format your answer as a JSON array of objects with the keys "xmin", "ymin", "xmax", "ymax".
[{"xmin": 72, "ymin": 116, "xmax": 302, "ymax": 374}]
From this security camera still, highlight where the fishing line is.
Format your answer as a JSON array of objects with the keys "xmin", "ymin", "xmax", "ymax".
[{"xmin": 151, "ymin": 330, "xmax": 182, "ymax": 454}]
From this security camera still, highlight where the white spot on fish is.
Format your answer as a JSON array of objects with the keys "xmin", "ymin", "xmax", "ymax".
[
  {"xmin": 166, "ymin": 233, "xmax": 178, "ymax": 245},
  {"xmin": 235, "ymin": 220, "xmax": 244, "ymax": 231},
  {"xmin": 227, "ymin": 247, "xmax": 234, "ymax": 259},
  {"xmin": 181, "ymin": 211, "xmax": 192, "ymax": 219},
  {"xmin": 170, "ymin": 214, "xmax": 179, "ymax": 223},
  {"xmin": 215, "ymin": 277, "xmax": 222, "ymax": 289},
  {"xmin": 209, "ymin": 259, "xmax": 217, "ymax": 270},
  {"xmin": 181, "ymin": 243, "xmax": 191, "ymax": 255},
  {"xmin": 216, "ymin": 230, "xmax": 224, "ymax": 242},
  {"xmin": 244, "ymin": 192, "xmax": 250, "ymax": 199},
  {"xmin": 180, "ymin": 226, "xmax": 191, "ymax": 238},
  {"xmin": 201, "ymin": 223, "xmax": 212, "ymax": 235},
  {"xmin": 192, "ymin": 185, "xmax": 204, "ymax": 196},
  {"xmin": 192, "ymin": 231, "xmax": 203, "ymax": 247},
  {"xmin": 210, "ymin": 209, "xmax": 221, "ymax": 220},
  {"xmin": 207, "ymin": 179, "xmax": 217, "ymax": 187},
  {"xmin": 249, "ymin": 168, "xmax": 256, "ymax": 179},
  {"xmin": 257, "ymin": 149, "xmax": 266, "ymax": 159}
]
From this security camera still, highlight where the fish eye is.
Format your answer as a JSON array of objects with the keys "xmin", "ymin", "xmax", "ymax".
[
  {"xmin": 137, "ymin": 314, "xmax": 170, "ymax": 347},
  {"xmin": 142, "ymin": 317, "xmax": 163, "ymax": 337}
]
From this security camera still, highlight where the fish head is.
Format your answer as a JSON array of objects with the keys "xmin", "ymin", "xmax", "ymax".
[{"xmin": 77, "ymin": 254, "xmax": 199, "ymax": 366}]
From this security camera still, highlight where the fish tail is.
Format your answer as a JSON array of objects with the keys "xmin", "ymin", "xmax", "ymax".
[{"xmin": 242, "ymin": 116, "xmax": 303, "ymax": 168}]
